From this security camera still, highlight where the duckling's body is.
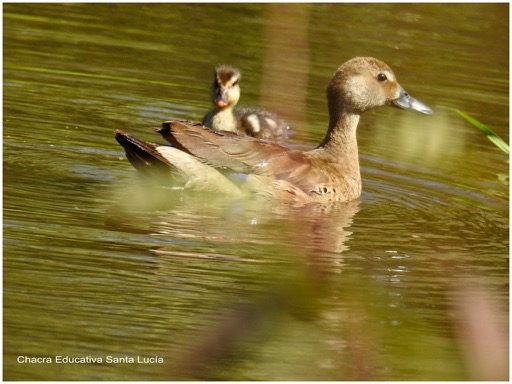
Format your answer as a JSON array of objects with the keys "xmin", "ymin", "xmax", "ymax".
[
  {"xmin": 116, "ymin": 57, "xmax": 432, "ymax": 204},
  {"xmin": 202, "ymin": 65, "xmax": 291, "ymax": 141}
]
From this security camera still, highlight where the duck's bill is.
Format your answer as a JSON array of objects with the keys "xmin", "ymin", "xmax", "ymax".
[{"xmin": 392, "ymin": 86, "xmax": 433, "ymax": 115}]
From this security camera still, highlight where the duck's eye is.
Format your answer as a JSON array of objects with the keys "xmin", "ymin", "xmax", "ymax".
[
  {"xmin": 232, "ymin": 79, "xmax": 239, "ymax": 86},
  {"xmin": 377, "ymin": 73, "xmax": 388, "ymax": 82}
]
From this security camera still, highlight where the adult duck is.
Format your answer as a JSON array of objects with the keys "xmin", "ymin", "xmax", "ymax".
[
  {"xmin": 115, "ymin": 57, "xmax": 432, "ymax": 204},
  {"xmin": 202, "ymin": 64, "xmax": 291, "ymax": 141}
]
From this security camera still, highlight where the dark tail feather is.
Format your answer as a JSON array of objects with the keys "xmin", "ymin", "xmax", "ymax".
[{"xmin": 114, "ymin": 130, "xmax": 178, "ymax": 181}]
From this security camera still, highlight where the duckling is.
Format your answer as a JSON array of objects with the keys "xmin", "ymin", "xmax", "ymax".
[
  {"xmin": 116, "ymin": 57, "xmax": 432, "ymax": 204},
  {"xmin": 202, "ymin": 64, "xmax": 291, "ymax": 141}
]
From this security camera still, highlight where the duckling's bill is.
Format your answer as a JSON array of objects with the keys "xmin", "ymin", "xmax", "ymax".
[{"xmin": 214, "ymin": 90, "xmax": 230, "ymax": 108}]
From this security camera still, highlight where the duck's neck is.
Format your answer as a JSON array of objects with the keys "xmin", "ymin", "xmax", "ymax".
[
  {"xmin": 318, "ymin": 106, "xmax": 360, "ymax": 157},
  {"xmin": 311, "ymin": 103, "xmax": 362, "ymax": 193}
]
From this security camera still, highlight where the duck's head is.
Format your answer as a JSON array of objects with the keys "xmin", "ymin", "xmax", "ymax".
[
  {"xmin": 327, "ymin": 57, "xmax": 432, "ymax": 115},
  {"xmin": 210, "ymin": 65, "xmax": 241, "ymax": 109}
]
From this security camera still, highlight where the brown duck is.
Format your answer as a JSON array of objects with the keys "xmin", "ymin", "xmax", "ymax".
[
  {"xmin": 202, "ymin": 64, "xmax": 291, "ymax": 140},
  {"xmin": 115, "ymin": 57, "xmax": 432, "ymax": 204}
]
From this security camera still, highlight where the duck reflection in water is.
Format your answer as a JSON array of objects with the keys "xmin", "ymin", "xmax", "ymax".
[{"xmin": 111, "ymin": 188, "xmax": 362, "ymax": 378}]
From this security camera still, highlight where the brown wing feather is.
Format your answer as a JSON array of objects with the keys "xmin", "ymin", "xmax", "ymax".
[
  {"xmin": 254, "ymin": 150, "xmax": 331, "ymax": 195},
  {"xmin": 154, "ymin": 121, "xmax": 334, "ymax": 198},
  {"xmin": 156, "ymin": 120, "xmax": 293, "ymax": 172}
]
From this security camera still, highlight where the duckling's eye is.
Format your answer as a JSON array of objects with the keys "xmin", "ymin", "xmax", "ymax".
[
  {"xmin": 232, "ymin": 79, "xmax": 239, "ymax": 86},
  {"xmin": 377, "ymin": 73, "xmax": 388, "ymax": 82}
]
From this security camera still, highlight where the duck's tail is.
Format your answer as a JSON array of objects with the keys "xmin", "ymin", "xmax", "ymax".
[
  {"xmin": 114, "ymin": 130, "xmax": 245, "ymax": 196},
  {"xmin": 115, "ymin": 130, "xmax": 176, "ymax": 180}
]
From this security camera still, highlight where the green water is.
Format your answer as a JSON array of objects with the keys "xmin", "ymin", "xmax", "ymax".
[{"xmin": 3, "ymin": 3, "xmax": 508, "ymax": 381}]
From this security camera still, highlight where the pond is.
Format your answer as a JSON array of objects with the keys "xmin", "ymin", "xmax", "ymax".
[{"xmin": 3, "ymin": 3, "xmax": 509, "ymax": 381}]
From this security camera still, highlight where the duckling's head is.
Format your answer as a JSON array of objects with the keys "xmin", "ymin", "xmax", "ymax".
[
  {"xmin": 327, "ymin": 57, "xmax": 432, "ymax": 115},
  {"xmin": 211, "ymin": 65, "xmax": 241, "ymax": 109}
]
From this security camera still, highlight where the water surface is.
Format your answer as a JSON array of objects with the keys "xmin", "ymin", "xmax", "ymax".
[{"xmin": 3, "ymin": 3, "xmax": 508, "ymax": 381}]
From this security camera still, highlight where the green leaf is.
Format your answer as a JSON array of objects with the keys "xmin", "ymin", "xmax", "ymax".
[{"xmin": 452, "ymin": 109, "xmax": 509, "ymax": 154}]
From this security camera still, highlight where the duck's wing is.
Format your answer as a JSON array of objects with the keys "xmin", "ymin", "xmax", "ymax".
[
  {"xmin": 156, "ymin": 121, "xmax": 336, "ymax": 198},
  {"xmin": 253, "ymin": 150, "xmax": 332, "ymax": 196},
  {"xmin": 155, "ymin": 120, "xmax": 294, "ymax": 173}
]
